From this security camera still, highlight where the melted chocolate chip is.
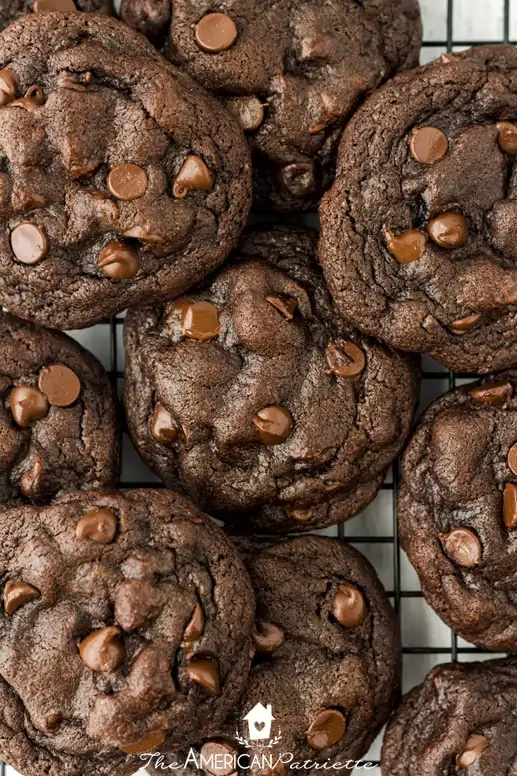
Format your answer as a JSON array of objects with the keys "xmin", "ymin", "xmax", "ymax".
[
  {"xmin": 508, "ymin": 443, "xmax": 517, "ymax": 476},
  {"xmin": 120, "ymin": 731, "xmax": 166, "ymax": 755},
  {"xmin": 185, "ymin": 658, "xmax": 219, "ymax": 694},
  {"xmin": 448, "ymin": 313, "xmax": 481, "ymax": 335},
  {"xmin": 503, "ymin": 483, "xmax": 517, "ymax": 529},
  {"xmin": 10, "ymin": 223, "xmax": 48, "ymax": 264},
  {"xmin": 253, "ymin": 620, "xmax": 285, "ymax": 653},
  {"xmin": 456, "ymin": 734, "xmax": 489, "ymax": 768},
  {"xmin": 12, "ymin": 85, "xmax": 45, "ymax": 110},
  {"xmin": 79, "ymin": 626, "xmax": 125, "ymax": 673},
  {"xmin": 332, "ymin": 585, "xmax": 366, "ymax": 628},
  {"xmin": 76, "ymin": 508, "xmax": 117, "ymax": 544},
  {"xmin": 19, "ymin": 455, "xmax": 43, "ymax": 498},
  {"xmin": 33, "ymin": 0, "xmax": 77, "ymax": 9},
  {"xmin": 307, "ymin": 709, "xmax": 347, "ymax": 750},
  {"xmin": 107, "ymin": 163, "xmax": 148, "ymax": 201},
  {"xmin": 98, "ymin": 241, "xmax": 140, "ymax": 279},
  {"xmin": 428, "ymin": 212, "xmax": 468, "ymax": 249},
  {"xmin": 173, "ymin": 156, "xmax": 213, "ymax": 198},
  {"xmin": 253, "ymin": 405, "xmax": 294, "ymax": 445},
  {"xmin": 226, "ymin": 96, "xmax": 265, "ymax": 132},
  {"xmin": 3, "ymin": 580, "xmax": 40, "ymax": 615},
  {"xmin": 289, "ymin": 507, "xmax": 313, "ymax": 522},
  {"xmin": 194, "ymin": 12, "xmax": 238, "ymax": 53},
  {"xmin": 0, "ymin": 68, "xmax": 17, "ymax": 106},
  {"xmin": 470, "ymin": 382, "xmax": 513, "ymax": 406},
  {"xmin": 326, "ymin": 340, "xmax": 366, "ymax": 377},
  {"xmin": 181, "ymin": 301, "xmax": 220, "ymax": 341},
  {"xmin": 9, "ymin": 385, "xmax": 49, "ymax": 428},
  {"xmin": 497, "ymin": 121, "xmax": 517, "ymax": 155},
  {"xmin": 385, "ymin": 228, "xmax": 427, "ymax": 264},
  {"xmin": 409, "ymin": 126, "xmax": 448, "ymax": 164},
  {"xmin": 151, "ymin": 404, "xmax": 178, "ymax": 444},
  {"xmin": 182, "ymin": 604, "xmax": 205, "ymax": 645},
  {"xmin": 441, "ymin": 527, "xmax": 482, "ymax": 568},
  {"xmin": 38, "ymin": 364, "xmax": 81, "ymax": 407}
]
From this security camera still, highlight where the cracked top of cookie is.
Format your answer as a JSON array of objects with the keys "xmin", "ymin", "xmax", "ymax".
[
  {"xmin": 0, "ymin": 0, "xmax": 113, "ymax": 33},
  {"xmin": 320, "ymin": 45, "xmax": 517, "ymax": 373},
  {"xmin": 0, "ymin": 13, "xmax": 251, "ymax": 329},
  {"xmin": 119, "ymin": 0, "xmax": 421, "ymax": 211},
  {"xmin": 0, "ymin": 489, "xmax": 255, "ymax": 776},
  {"xmin": 124, "ymin": 226, "xmax": 417, "ymax": 534}
]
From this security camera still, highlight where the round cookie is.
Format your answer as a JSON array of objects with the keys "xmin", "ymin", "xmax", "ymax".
[
  {"xmin": 382, "ymin": 658, "xmax": 517, "ymax": 775},
  {"xmin": 124, "ymin": 227, "xmax": 417, "ymax": 534},
  {"xmin": 398, "ymin": 371, "xmax": 517, "ymax": 651},
  {"xmin": 0, "ymin": 13, "xmax": 251, "ymax": 329},
  {"xmin": 320, "ymin": 45, "xmax": 517, "ymax": 373},
  {"xmin": 147, "ymin": 535, "xmax": 401, "ymax": 776},
  {"xmin": 0, "ymin": 0, "xmax": 112, "ymax": 33},
  {"xmin": 119, "ymin": 0, "xmax": 422, "ymax": 211},
  {"xmin": 0, "ymin": 489, "xmax": 255, "ymax": 776},
  {"xmin": 0, "ymin": 311, "xmax": 118, "ymax": 503}
]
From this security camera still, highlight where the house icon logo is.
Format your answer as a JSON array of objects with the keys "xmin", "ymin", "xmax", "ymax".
[{"xmin": 243, "ymin": 703, "xmax": 275, "ymax": 741}]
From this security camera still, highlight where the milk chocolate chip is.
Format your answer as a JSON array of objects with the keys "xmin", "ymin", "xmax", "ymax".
[
  {"xmin": 151, "ymin": 404, "xmax": 178, "ymax": 444},
  {"xmin": 326, "ymin": 340, "xmax": 366, "ymax": 377},
  {"xmin": 441, "ymin": 527, "xmax": 482, "ymax": 568},
  {"xmin": 456, "ymin": 734, "xmax": 489, "ymax": 768},
  {"xmin": 182, "ymin": 604, "xmax": 205, "ymax": 645},
  {"xmin": 19, "ymin": 455, "xmax": 43, "ymax": 497},
  {"xmin": 332, "ymin": 585, "xmax": 366, "ymax": 628},
  {"xmin": 10, "ymin": 223, "xmax": 48, "ymax": 264},
  {"xmin": 0, "ymin": 68, "xmax": 17, "ymax": 106},
  {"xmin": 385, "ymin": 228, "xmax": 427, "ymax": 264},
  {"xmin": 3, "ymin": 580, "xmax": 40, "ymax": 615},
  {"xmin": 194, "ymin": 13, "xmax": 238, "ymax": 53},
  {"xmin": 428, "ymin": 212, "xmax": 468, "ymax": 249},
  {"xmin": 181, "ymin": 301, "xmax": 220, "ymax": 341},
  {"xmin": 107, "ymin": 163, "xmax": 148, "ymax": 201},
  {"xmin": 448, "ymin": 314, "xmax": 481, "ymax": 335},
  {"xmin": 503, "ymin": 483, "xmax": 517, "ymax": 529},
  {"xmin": 253, "ymin": 405, "xmax": 294, "ymax": 445},
  {"xmin": 173, "ymin": 156, "xmax": 213, "ymax": 198},
  {"xmin": 38, "ymin": 364, "xmax": 81, "ymax": 407},
  {"xmin": 120, "ymin": 731, "xmax": 166, "ymax": 755},
  {"xmin": 185, "ymin": 658, "xmax": 219, "ymax": 694},
  {"xmin": 76, "ymin": 508, "xmax": 117, "ymax": 544},
  {"xmin": 508, "ymin": 443, "xmax": 517, "ymax": 476},
  {"xmin": 227, "ymin": 96, "xmax": 265, "ymax": 132},
  {"xmin": 79, "ymin": 626, "xmax": 125, "ymax": 673},
  {"xmin": 266, "ymin": 294, "xmax": 297, "ymax": 320},
  {"xmin": 497, "ymin": 122, "xmax": 517, "ymax": 155},
  {"xmin": 470, "ymin": 382, "xmax": 513, "ymax": 406},
  {"xmin": 307, "ymin": 709, "xmax": 347, "ymax": 750},
  {"xmin": 253, "ymin": 620, "xmax": 285, "ymax": 653},
  {"xmin": 409, "ymin": 127, "xmax": 448, "ymax": 164},
  {"xmin": 98, "ymin": 241, "xmax": 140, "ymax": 279},
  {"xmin": 9, "ymin": 386, "xmax": 49, "ymax": 427}
]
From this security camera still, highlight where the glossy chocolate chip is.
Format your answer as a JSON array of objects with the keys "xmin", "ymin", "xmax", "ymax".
[
  {"xmin": 107, "ymin": 163, "xmax": 148, "ymax": 201},
  {"xmin": 503, "ymin": 483, "xmax": 517, "ymax": 529},
  {"xmin": 76, "ymin": 508, "xmax": 117, "ymax": 544},
  {"xmin": 151, "ymin": 404, "xmax": 178, "ymax": 444},
  {"xmin": 34, "ymin": 0, "xmax": 76, "ymax": 9},
  {"xmin": 98, "ymin": 241, "xmax": 140, "ymax": 279},
  {"xmin": 332, "ymin": 585, "xmax": 366, "ymax": 628},
  {"xmin": 195, "ymin": 12, "xmax": 238, "ymax": 53},
  {"xmin": 278, "ymin": 162, "xmax": 316, "ymax": 197},
  {"xmin": 185, "ymin": 658, "xmax": 219, "ymax": 694},
  {"xmin": 181, "ymin": 301, "xmax": 220, "ymax": 341},
  {"xmin": 448, "ymin": 313, "xmax": 481, "ymax": 335},
  {"xmin": 326, "ymin": 340, "xmax": 366, "ymax": 378},
  {"xmin": 38, "ymin": 364, "xmax": 81, "ymax": 407},
  {"xmin": 428, "ymin": 212, "xmax": 468, "ymax": 249},
  {"xmin": 12, "ymin": 85, "xmax": 45, "ymax": 110},
  {"xmin": 20, "ymin": 455, "xmax": 43, "ymax": 498},
  {"xmin": 441, "ymin": 527, "xmax": 482, "ymax": 568},
  {"xmin": 307, "ymin": 709, "xmax": 347, "ymax": 750},
  {"xmin": 0, "ymin": 68, "xmax": 17, "ymax": 106},
  {"xmin": 409, "ymin": 127, "xmax": 448, "ymax": 164},
  {"xmin": 173, "ymin": 156, "xmax": 213, "ymax": 198},
  {"xmin": 266, "ymin": 294, "xmax": 297, "ymax": 320},
  {"xmin": 253, "ymin": 405, "xmax": 294, "ymax": 445},
  {"xmin": 3, "ymin": 580, "xmax": 40, "ymax": 615},
  {"xmin": 9, "ymin": 386, "xmax": 49, "ymax": 428},
  {"xmin": 508, "ymin": 443, "xmax": 517, "ymax": 476},
  {"xmin": 470, "ymin": 382, "xmax": 513, "ymax": 406},
  {"xmin": 385, "ymin": 228, "xmax": 427, "ymax": 264},
  {"xmin": 182, "ymin": 604, "xmax": 205, "ymax": 645},
  {"xmin": 456, "ymin": 734, "xmax": 489, "ymax": 768},
  {"xmin": 226, "ymin": 96, "xmax": 265, "ymax": 132},
  {"xmin": 79, "ymin": 626, "xmax": 125, "ymax": 673},
  {"xmin": 10, "ymin": 223, "xmax": 48, "ymax": 264},
  {"xmin": 497, "ymin": 122, "xmax": 517, "ymax": 155},
  {"xmin": 199, "ymin": 741, "xmax": 238, "ymax": 776},
  {"xmin": 120, "ymin": 731, "xmax": 166, "ymax": 755},
  {"xmin": 253, "ymin": 620, "xmax": 285, "ymax": 653}
]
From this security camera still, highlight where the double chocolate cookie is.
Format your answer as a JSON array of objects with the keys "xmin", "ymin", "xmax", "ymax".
[
  {"xmin": 398, "ymin": 372, "xmax": 517, "ymax": 650},
  {"xmin": 320, "ymin": 45, "xmax": 517, "ymax": 373},
  {"xmin": 119, "ymin": 0, "xmax": 422, "ymax": 211},
  {"xmin": 0, "ymin": 489, "xmax": 255, "ymax": 776},
  {"xmin": 0, "ymin": 0, "xmax": 112, "ymax": 33},
  {"xmin": 149, "ymin": 535, "xmax": 401, "ymax": 776},
  {"xmin": 0, "ymin": 13, "xmax": 251, "ymax": 329},
  {"xmin": 382, "ymin": 658, "xmax": 517, "ymax": 775},
  {"xmin": 124, "ymin": 227, "xmax": 417, "ymax": 534},
  {"xmin": 0, "ymin": 312, "xmax": 118, "ymax": 503}
]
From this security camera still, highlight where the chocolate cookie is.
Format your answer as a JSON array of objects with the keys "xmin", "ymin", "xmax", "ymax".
[
  {"xmin": 148, "ymin": 535, "xmax": 401, "ymax": 776},
  {"xmin": 0, "ymin": 13, "xmax": 251, "ymax": 329},
  {"xmin": 0, "ymin": 312, "xmax": 118, "ymax": 503},
  {"xmin": 0, "ymin": 0, "xmax": 112, "ymax": 33},
  {"xmin": 382, "ymin": 657, "xmax": 517, "ymax": 775},
  {"xmin": 0, "ymin": 489, "xmax": 255, "ymax": 776},
  {"xmin": 398, "ymin": 371, "xmax": 517, "ymax": 651},
  {"xmin": 320, "ymin": 45, "xmax": 517, "ymax": 373},
  {"xmin": 124, "ymin": 227, "xmax": 417, "ymax": 534},
  {"xmin": 118, "ymin": 0, "xmax": 421, "ymax": 211}
]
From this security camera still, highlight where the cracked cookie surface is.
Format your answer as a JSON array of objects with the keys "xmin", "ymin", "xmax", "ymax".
[
  {"xmin": 319, "ymin": 45, "xmax": 517, "ymax": 373},
  {"xmin": 0, "ymin": 13, "xmax": 251, "ymax": 329},
  {"xmin": 124, "ymin": 227, "xmax": 417, "ymax": 534},
  {"xmin": 0, "ymin": 489, "xmax": 255, "ymax": 776}
]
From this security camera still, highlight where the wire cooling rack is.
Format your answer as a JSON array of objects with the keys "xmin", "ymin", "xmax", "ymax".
[{"xmin": 2, "ymin": 0, "xmax": 515, "ymax": 774}]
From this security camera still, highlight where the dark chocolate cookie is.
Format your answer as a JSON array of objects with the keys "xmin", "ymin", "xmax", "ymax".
[
  {"xmin": 148, "ymin": 535, "xmax": 400, "ymax": 776},
  {"xmin": 320, "ymin": 45, "xmax": 517, "ymax": 373},
  {"xmin": 0, "ymin": 0, "xmax": 112, "ymax": 33},
  {"xmin": 0, "ymin": 489, "xmax": 255, "ymax": 776},
  {"xmin": 382, "ymin": 658, "xmax": 517, "ymax": 775},
  {"xmin": 398, "ymin": 371, "xmax": 517, "ymax": 651},
  {"xmin": 0, "ymin": 12, "xmax": 251, "ymax": 329},
  {"xmin": 0, "ymin": 312, "xmax": 118, "ymax": 503},
  {"xmin": 119, "ymin": 0, "xmax": 421, "ymax": 211},
  {"xmin": 124, "ymin": 227, "xmax": 417, "ymax": 534}
]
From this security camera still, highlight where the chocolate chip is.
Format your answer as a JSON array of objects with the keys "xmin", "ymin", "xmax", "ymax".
[
  {"xmin": 448, "ymin": 313, "xmax": 481, "ymax": 335},
  {"xmin": 508, "ymin": 443, "xmax": 517, "ymax": 476},
  {"xmin": 409, "ymin": 127, "xmax": 448, "ymax": 164},
  {"xmin": 3, "ymin": 580, "xmax": 40, "ymax": 615},
  {"xmin": 173, "ymin": 156, "xmax": 213, "ymax": 198},
  {"xmin": 181, "ymin": 301, "xmax": 220, "ymax": 341},
  {"xmin": 199, "ymin": 741, "xmax": 238, "ymax": 776},
  {"xmin": 253, "ymin": 620, "xmax": 285, "ymax": 653},
  {"xmin": 38, "ymin": 364, "xmax": 81, "ymax": 407},
  {"xmin": 266, "ymin": 294, "xmax": 297, "ymax": 320},
  {"xmin": 278, "ymin": 162, "xmax": 316, "ymax": 197},
  {"xmin": 9, "ymin": 385, "xmax": 49, "ymax": 428},
  {"xmin": 120, "ymin": 731, "xmax": 166, "ymax": 755},
  {"xmin": 385, "ymin": 228, "xmax": 427, "ymax": 264},
  {"xmin": 182, "ymin": 604, "xmax": 205, "ymax": 645},
  {"xmin": 194, "ymin": 12, "xmax": 238, "ymax": 53},
  {"xmin": 12, "ymin": 85, "xmax": 45, "ymax": 110},
  {"xmin": 185, "ymin": 658, "xmax": 219, "ymax": 694},
  {"xmin": 10, "ymin": 223, "xmax": 48, "ymax": 264},
  {"xmin": 107, "ymin": 163, "xmax": 148, "ymax": 201},
  {"xmin": 20, "ymin": 455, "xmax": 43, "ymax": 498},
  {"xmin": 79, "ymin": 626, "xmax": 125, "ymax": 673},
  {"xmin": 307, "ymin": 709, "xmax": 347, "ymax": 750},
  {"xmin": 253, "ymin": 405, "xmax": 294, "ymax": 445},
  {"xmin": 98, "ymin": 241, "xmax": 140, "ymax": 279},
  {"xmin": 456, "ymin": 734, "xmax": 489, "ymax": 768},
  {"xmin": 428, "ymin": 212, "xmax": 468, "ymax": 249},
  {"xmin": 332, "ymin": 585, "xmax": 366, "ymax": 628},
  {"xmin": 289, "ymin": 507, "xmax": 313, "ymax": 522},
  {"xmin": 33, "ymin": 0, "xmax": 76, "ymax": 9},
  {"xmin": 115, "ymin": 579, "xmax": 163, "ymax": 632},
  {"xmin": 0, "ymin": 68, "xmax": 17, "ymax": 106},
  {"xmin": 503, "ymin": 483, "xmax": 517, "ymax": 529},
  {"xmin": 497, "ymin": 122, "xmax": 517, "ymax": 155},
  {"xmin": 441, "ymin": 527, "xmax": 482, "ymax": 568},
  {"xmin": 45, "ymin": 713, "xmax": 62, "ymax": 731},
  {"xmin": 76, "ymin": 508, "xmax": 117, "ymax": 544},
  {"xmin": 470, "ymin": 382, "xmax": 513, "ymax": 406},
  {"xmin": 226, "ymin": 96, "xmax": 265, "ymax": 132},
  {"xmin": 151, "ymin": 404, "xmax": 178, "ymax": 444},
  {"xmin": 326, "ymin": 340, "xmax": 366, "ymax": 378}
]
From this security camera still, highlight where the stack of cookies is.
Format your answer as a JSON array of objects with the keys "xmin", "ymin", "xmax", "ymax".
[{"xmin": 0, "ymin": 1, "xmax": 515, "ymax": 775}]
